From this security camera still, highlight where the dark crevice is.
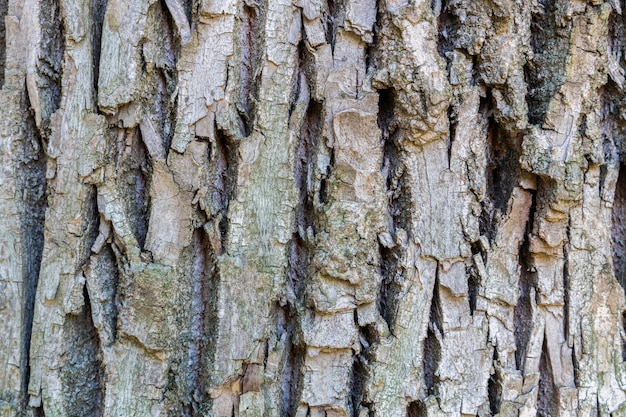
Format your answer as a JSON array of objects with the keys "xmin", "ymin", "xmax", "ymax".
[
  {"xmin": 436, "ymin": 0, "xmax": 455, "ymax": 65},
  {"xmin": 63, "ymin": 191, "xmax": 103, "ymax": 417},
  {"xmin": 278, "ymin": 302, "xmax": 304, "ymax": 417},
  {"xmin": 447, "ymin": 105, "xmax": 457, "ymax": 168},
  {"xmin": 606, "ymin": 13, "xmax": 626, "ymax": 162},
  {"xmin": 0, "ymin": 0, "xmax": 8, "ymax": 88},
  {"xmin": 378, "ymin": 88, "xmax": 396, "ymax": 140},
  {"xmin": 481, "ymin": 91, "xmax": 522, "ymax": 244},
  {"xmin": 323, "ymin": 0, "xmax": 344, "ymax": 51},
  {"xmin": 318, "ymin": 148, "xmax": 334, "ymax": 206},
  {"xmin": 514, "ymin": 190, "xmax": 537, "ymax": 372},
  {"xmin": 350, "ymin": 311, "xmax": 370, "ymax": 417},
  {"xmin": 563, "ymin": 218, "xmax": 571, "ymax": 339},
  {"xmin": 186, "ymin": 228, "xmax": 214, "ymax": 415},
  {"xmin": 159, "ymin": 69, "xmax": 178, "ymax": 156},
  {"xmin": 282, "ymin": 71, "xmax": 319, "ymax": 417},
  {"xmin": 34, "ymin": 0, "xmax": 65, "ymax": 134},
  {"xmin": 214, "ymin": 128, "xmax": 239, "ymax": 249},
  {"xmin": 32, "ymin": 404, "xmax": 45, "ymax": 417},
  {"xmin": 466, "ymin": 263, "xmax": 479, "ymax": 316},
  {"xmin": 143, "ymin": 1, "xmax": 179, "ymax": 156},
  {"xmin": 484, "ymin": 91, "xmax": 518, "ymax": 212},
  {"xmin": 289, "ymin": 42, "xmax": 306, "ymax": 120},
  {"xmin": 621, "ymin": 311, "xmax": 626, "ymax": 363},
  {"xmin": 524, "ymin": 0, "xmax": 570, "ymax": 126},
  {"xmin": 18, "ymin": 91, "xmax": 48, "ymax": 413},
  {"xmin": 423, "ymin": 274, "xmax": 442, "ymax": 397},
  {"xmin": 353, "ymin": 322, "xmax": 376, "ymax": 417},
  {"xmin": 378, "ymin": 88, "xmax": 410, "ymax": 332},
  {"xmin": 295, "ymin": 98, "xmax": 321, "ymax": 249},
  {"xmin": 487, "ymin": 349, "xmax": 502, "ymax": 415},
  {"xmin": 612, "ymin": 163, "xmax": 626, "ymax": 291},
  {"xmin": 90, "ymin": 242, "xmax": 119, "ymax": 347},
  {"xmin": 572, "ymin": 338, "xmax": 579, "ymax": 387},
  {"xmin": 537, "ymin": 336, "xmax": 558, "ymax": 417},
  {"xmin": 119, "ymin": 128, "xmax": 151, "ymax": 249},
  {"xmin": 406, "ymin": 400, "xmax": 426, "ymax": 417},
  {"xmin": 91, "ymin": 0, "xmax": 107, "ymax": 98},
  {"xmin": 239, "ymin": 2, "xmax": 265, "ymax": 137},
  {"xmin": 364, "ymin": 1, "xmax": 381, "ymax": 72}
]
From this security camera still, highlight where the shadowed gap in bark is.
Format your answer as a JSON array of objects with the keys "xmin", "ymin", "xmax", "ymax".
[
  {"xmin": 436, "ymin": 0, "xmax": 455, "ymax": 69},
  {"xmin": 466, "ymin": 260, "xmax": 479, "ymax": 316},
  {"xmin": 514, "ymin": 190, "xmax": 537, "ymax": 372},
  {"xmin": 484, "ymin": 92, "xmax": 519, "ymax": 212},
  {"xmin": 18, "ymin": 93, "xmax": 48, "ymax": 413},
  {"xmin": 363, "ymin": 0, "xmax": 381, "ymax": 71},
  {"xmin": 487, "ymin": 348, "xmax": 502, "ymax": 415},
  {"xmin": 622, "ymin": 311, "xmax": 626, "ymax": 363},
  {"xmin": 60, "ymin": 189, "xmax": 103, "ymax": 417},
  {"xmin": 215, "ymin": 127, "xmax": 239, "ymax": 249},
  {"xmin": 0, "ymin": 0, "xmax": 8, "ymax": 88},
  {"xmin": 350, "ymin": 310, "xmax": 373, "ymax": 417},
  {"xmin": 119, "ymin": 128, "xmax": 151, "ymax": 249},
  {"xmin": 524, "ymin": 0, "xmax": 569, "ymax": 126},
  {"xmin": 239, "ymin": 2, "xmax": 265, "ymax": 137},
  {"xmin": 378, "ymin": 88, "xmax": 410, "ymax": 331},
  {"xmin": 35, "ymin": 0, "xmax": 64, "ymax": 133},
  {"xmin": 294, "ymin": 98, "xmax": 321, "ymax": 250},
  {"xmin": 563, "ymin": 218, "xmax": 571, "ymax": 339},
  {"xmin": 323, "ymin": 0, "xmax": 344, "ymax": 50},
  {"xmin": 482, "ymin": 92, "xmax": 522, "ymax": 246},
  {"xmin": 537, "ymin": 336, "xmax": 558, "ymax": 417},
  {"xmin": 90, "ymin": 242, "xmax": 119, "ymax": 346},
  {"xmin": 279, "ymin": 302, "xmax": 304, "ymax": 417},
  {"xmin": 143, "ymin": 1, "xmax": 179, "ymax": 155},
  {"xmin": 185, "ymin": 228, "xmax": 214, "ymax": 415},
  {"xmin": 63, "ymin": 287, "xmax": 103, "ymax": 417},
  {"xmin": 406, "ymin": 400, "xmax": 426, "ymax": 417},
  {"xmin": 612, "ymin": 164, "xmax": 626, "ymax": 291},
  {"xmin": 281, "ymin": 73, "xmax": 319, "ymax": 417},
  {"xmin": 423, "ymin": 271, "xmax": 442, "ymax": 397},
  {"xmin": 91, "ymin": 0, "xmax": 107, "ymax": 99},
  {"xmin": 318, "ymin": 146, "xmax": 334, "ymax": 206},
  {"xmin": 446, "ymin": 105, "xmax": 456, "ymax": 169}
]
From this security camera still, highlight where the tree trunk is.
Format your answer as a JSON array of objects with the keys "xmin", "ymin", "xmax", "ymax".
[{"xmin": 1, "ymin": 0, "xmax": 626, "ymax": 416}]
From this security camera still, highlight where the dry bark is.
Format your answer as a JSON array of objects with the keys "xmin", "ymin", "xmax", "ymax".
[{"xmin": 2, "ymin": 0, "xmax": 626, "ymax": 416}]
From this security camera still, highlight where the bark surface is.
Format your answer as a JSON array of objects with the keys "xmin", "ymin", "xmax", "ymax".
[{"xmin": 1, "ymin": 0, "xmax": 626, "ymax": 416}]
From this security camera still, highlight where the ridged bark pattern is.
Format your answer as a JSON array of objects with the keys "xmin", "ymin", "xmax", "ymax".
[{"xmin": 1, "ymin": 0, "xmax": 626, "ymax": 416}]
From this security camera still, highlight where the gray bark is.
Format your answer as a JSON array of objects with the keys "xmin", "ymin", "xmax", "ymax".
[{"xmin": 1, "ymin": 0, "xmax": 626, "ymax": 416}]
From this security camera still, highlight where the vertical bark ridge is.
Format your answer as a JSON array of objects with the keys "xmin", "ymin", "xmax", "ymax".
[{"xmin": 207, "ymin": 1, "xmax": 301, "ymax": 415}]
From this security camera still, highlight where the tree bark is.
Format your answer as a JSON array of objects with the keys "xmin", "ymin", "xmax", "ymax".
[{"xmin": 1, "ymin": 0, "xmax": 626, "ymax": 416}]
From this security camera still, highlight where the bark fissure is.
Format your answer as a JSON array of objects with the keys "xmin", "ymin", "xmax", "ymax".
[
  {"xmin": 423, "ymin": 271, "xmax": 442, "ymax": 397},
  {"xmin": 0, "ymin": 0, "xmax": 8, "ymax": 89},
  {"xmin": 377, "ymin": 88, "xmax": 407, "ymax": 331},
  {"xmin": 515, "ymin": 190, "xmax": 537, "ymax": 372},
  {"xmin": 239, "ymin": 2, "xmax": 265, "ymax": 137},
  {"xmin": 18, "ymin": 96, "xmax": 47, "ymax": 414},
  {"xmin": 612, "ymin": 163, "xmax": 626, "ymax": 290},
  {"xmin": 525, "ymin": 0, "xmax": 569, "ymax": 126},
  {"xmin": 31, "ymin": 0, "xmax": 65, "ymax": 133},
  {"xmin": 536, "ymin": 337, "xmax": 558, "ymax": 417}
]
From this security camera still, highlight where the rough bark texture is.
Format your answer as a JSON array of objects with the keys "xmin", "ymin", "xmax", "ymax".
[{"xmin": 2, "ymin": 0, "xmax": 626, "ymax": 416}]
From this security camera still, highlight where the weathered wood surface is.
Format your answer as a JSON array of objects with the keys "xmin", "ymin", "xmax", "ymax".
[{"xmin": 1, "ymin": 0, "xmax": 626, "ymax": 416}]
